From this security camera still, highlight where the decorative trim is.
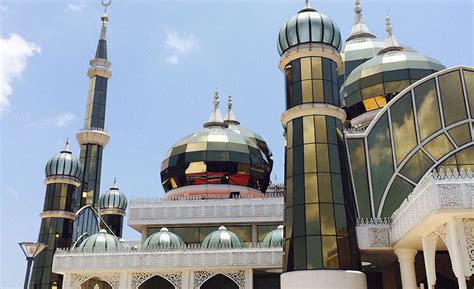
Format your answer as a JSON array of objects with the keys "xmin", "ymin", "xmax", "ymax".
[
  {"xmin": 69, "ymin": 273, "xmax": 120, "ymax": 289},
  {"xmin": 279, "ymin": 43, "xmax": 342, "ymax": 71},
  {"xmin": 281, "ymin": 103, "xmax": 347, "ymax": 125},
  {"xmin": 131, "ymin": 272, "xmax": 182, "ymax": 289},
  {"xmin": 44, "ymin": 176, "xmax": 80, "ymax": 187},
  {"xmin": 193, "ymin": 270, "xmax": 245, "ymax": 289},
  {"xmin": 463, "ymin": 218, "xmax": 474, "ymax": 275},
  {"xmin": 40, "ymin": 210, "xmax": 76, "ymax": 220},
  {"xmin": 99, "ymin": 208, "xmax": 125, "ymax": 216}
]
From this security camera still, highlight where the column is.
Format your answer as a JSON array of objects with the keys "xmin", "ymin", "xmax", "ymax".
[
  {"xmin": 445, "ymin": 218, "xmax": 467, "ymax": 289},
  {"xmin": 394, "ymin": 248, "xmax": 418, "ymax": 289},
  {"xmin": 421, "ymin": 234, "xmax": 437, "ymax": 289}
]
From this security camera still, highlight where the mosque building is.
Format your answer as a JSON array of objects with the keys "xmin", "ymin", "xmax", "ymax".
[{"xmin": 28, "ymin": 1, "xmax": 473, "ymax": 289}]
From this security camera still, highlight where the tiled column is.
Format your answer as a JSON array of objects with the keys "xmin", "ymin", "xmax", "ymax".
[{"xmin": 394, "ymin": 248, "xmax": 418, "ymax": 289}]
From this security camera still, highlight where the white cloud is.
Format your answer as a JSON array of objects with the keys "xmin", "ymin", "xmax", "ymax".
[
  {"xmin": 29, "ymin": 112, "xmax": 77, "ymax": 128},
  {"xmin": 0, "ymin": 34, "xmax": 41, "ymax": 113},
  {"xmin": 66, "ymin": 0, "xmax": 87, "ymax": 12},
  {"xmin": 165, "ymin": 31, "xmax": 198, "ymax": 64}
]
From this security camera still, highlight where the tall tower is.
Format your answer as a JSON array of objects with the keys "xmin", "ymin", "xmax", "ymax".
[
  {"xmin": 277, "ymin": 2, "xmax": 366, "ymax": 289},
  {"xmin": 30, "ymin": 142, "xmax": 83, "ymax": 289},
  {"xmin": 75, "ymin": 4, "xmax": 112, "ymax": 210},
  {"xmin": 98, "ymin": 179, "xmax": 127, "ymax": 238}
]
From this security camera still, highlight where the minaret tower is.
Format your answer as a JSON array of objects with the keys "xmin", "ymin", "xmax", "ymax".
[
  {"xmin": 98, "ymin": 179, "xmax": 127, "ymax": 238},
  {"xmin": 277, "ymin": 2, "xmax": 366, "ymax": 289},
  {"xmin": 30, "ymin": 142, "xmax": 83, "ymax": 289},
  {"xmin": 75, "ymin": 1, "xmax": 113, "ymax": 209}
]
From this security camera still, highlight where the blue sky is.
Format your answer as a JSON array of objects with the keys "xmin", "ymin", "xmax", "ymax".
[{"xmin": 0, "ymin": 0, "xmax": 472, "ymax": 287}]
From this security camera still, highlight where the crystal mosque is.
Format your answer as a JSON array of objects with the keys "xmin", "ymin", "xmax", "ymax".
[{"xmin": 28, "ymin": 1, "xmax": 474, "ymax": 289}]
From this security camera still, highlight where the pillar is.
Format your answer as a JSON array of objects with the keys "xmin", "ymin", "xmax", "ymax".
[
  {"xmin": 394, "ymin": 248, "xmax": 418, "ymax": 289},
  {"xmin": 445, "ymin": 218, "xmax": 467, "ymax": 289},
  {"xmin": 421, "ymin": 234, "xmax": 437, "ymax": 288}
]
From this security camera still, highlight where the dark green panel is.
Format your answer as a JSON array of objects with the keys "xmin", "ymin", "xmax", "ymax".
[{"xmin": 381, "ymin": 176, "xmax": 415, "ymax": 217}]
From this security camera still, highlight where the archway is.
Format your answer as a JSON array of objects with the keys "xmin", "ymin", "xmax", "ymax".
[
  {"xmin": 80, "ymin": 277, "xmax": 112, "ymax": 289},
  {"xmin": 200, "ymin": 274, "xmax": 239, "ymax": 289},
  {"xmin": 139, "ymin": 275, "xmax": 174, "ymax": 289}
]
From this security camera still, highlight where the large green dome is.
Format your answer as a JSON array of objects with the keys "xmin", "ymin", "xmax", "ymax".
[
  {"xmin": 202, "ymin": 226, "xmax": 243, "ymax": 249},
  {"xmin": 142, "ymin": 228, "xmax": 185, "ymax": 248},
  {"xmin": 44, "ymin": 142, "xmax": 82, "ymax": 182},
  {"xmin": 262, "ymin": 225, "xmax": 284, "ymax": 248},
  {"xmin": 78, "ymin": 229, "xmax": 123, "ymax": 251},
  {"xmin": 160, "ymin": 93, "xmax": 272, "ymax": 195},
  {"xmin": 277, "ymin": 5, "xmax": 342, "ymax": 56}
]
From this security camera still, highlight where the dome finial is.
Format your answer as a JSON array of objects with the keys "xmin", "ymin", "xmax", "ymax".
[
  {"xmin": 112, "ymin": 177, "xmax": 117, "ymax": 189},
  {"xmin": 224, "ymin": 94, "xmax": 240, "ymax": 125},
  {"xmin": 378, "ymin": 14, "xmax": 402, "ymax": 54},
  {"xmin": 346, "ymin": 0, "xmax": 376, "ymax": 41},
  {"xmin": 204, "ymin": 88, "xmax": 226, "ymax": 128},
  {"xmin": 304, "ymin": 0, "xmax": 310, "ymax": 9},
  {"xmin": 99, "ymin": 0, "xmax": 111, "ymax": 41},
  {"xmin": 62, "ymin": 139, "xmax": 71, "ymax": 152}
]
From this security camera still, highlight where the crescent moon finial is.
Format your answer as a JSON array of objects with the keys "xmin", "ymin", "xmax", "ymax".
[{"xmin": 102, "ymin": 0, "xmax": 111, "ymax": 13}]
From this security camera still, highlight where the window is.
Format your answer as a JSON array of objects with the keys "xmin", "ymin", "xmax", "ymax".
[
  {"xmin": 413, "ymin": 79, "xmax": 442, "ymax": 141},
  {"xmin": 439, "ymin": 71, "xmax": 467, "ymax": 126},
  {"xmin": 391, "ymin": 92, "xmax": 417, "ymax": 164}
]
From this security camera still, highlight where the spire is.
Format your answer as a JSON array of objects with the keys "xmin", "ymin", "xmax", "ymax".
[
  {"xmin": 347, "ymin": 0, "xmax": 376, "ymax": 41},
  {"xmin": 224, "ymin": 94, "xmax": 240, "ymax": 125},
  {"xmin": 95, "ymin": 0, "xmax": 111, "ymax": 59},
  {"xmin": 112, "ymin": 177, "xmax": 118, "ymax": 189},
  {"xmin": 203, "ymin": 89, "xmax": 226, "ymax": 128},
  {"xmin": 379, "ymin": 15, "xmax": 403, "ymax": 54}
]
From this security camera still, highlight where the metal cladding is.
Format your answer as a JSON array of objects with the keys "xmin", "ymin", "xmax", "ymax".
[
  {"xmin": 77, "ymin": 229, "xmax": 123, "ymax": 251},
  {"xmin": 201, "ymin": 226, "xmax": 243, "ymax": 249},
  {"xmin": 262, "ymin": 225, "xmax": 284, "ymax": 248},
  {"xmin": 277, "ymin": 6, "xmax": 342, "ymax": 56},
  {"xmin": 142, "ymin": 228, "xmax": 186, "ymax": 248},
  {"xmin": 99, "ymin": 181, "xmax": 127, "ymax": 211},
  {"xmin": 45, "ymin": 144, "xmax": 83, "ymax": 181}
]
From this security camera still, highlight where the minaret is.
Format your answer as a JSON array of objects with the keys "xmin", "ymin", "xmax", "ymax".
[
  {"xmin": 277, "ymin": 2, "xmax": 366, "ymax": 289},
  {"xmin": 30, "ymin": 142, "xmax": 83, "ymax": 289},
  {"xmin": 98, "ymin": 179, "xmax": 127, "ymax": 238},
  {"xmin": 75, "ymin": 2, "xmax": 112, "ymax": 210}
]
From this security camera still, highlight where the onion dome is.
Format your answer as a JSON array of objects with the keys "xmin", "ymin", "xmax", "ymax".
[
  {"xmin": 277, "ymin": 1, "xmax": 342, "ymax": 56},
  {"xmin": 99, "ymin": 179, "xmax": 127, "ymax": 213},
  {"xmin": 262, "ymin": 225, "xmax": 284, "ymax": 248},
  {"xmin": 341, "ymin": 16, "xmax": 445, "ymax": 121},
  {"xmin": 44, "ymin": 141, "xmax": 83, "ymax": 184},
  {"xmin": 77, "ymin": 229, "xmax": 123, "ymax": 251},
  {"xmin": 160, "ymin": 90, "xmax": 272, "ymax": 196},
  {"xmin": 142, "ymin": 228, "xmax": 185, "ymax": 248},
  {"xmin": 202, "ymin": 226, "xmax": 243, "ymax": 249},
  {"xmin": 224, "ymin": 95, "xmax": 273, "ymax": 168},
  {"xmin": 340, "ymin": 0, "xmax": 385, "ymax": 82}
]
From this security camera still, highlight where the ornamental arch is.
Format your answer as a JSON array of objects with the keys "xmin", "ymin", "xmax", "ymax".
[
  {"xmin": 200, "ymin": 274, "xmax": 239, "ymax": 289},
  {"xmin": 346, "ymin": 66, "xmax": 474, "ymax": 218}
]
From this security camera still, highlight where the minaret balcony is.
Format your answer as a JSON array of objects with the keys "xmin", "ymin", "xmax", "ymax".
[{"xmin": 76, "ymin": 128, "xmax": 110, "ymax": 147}]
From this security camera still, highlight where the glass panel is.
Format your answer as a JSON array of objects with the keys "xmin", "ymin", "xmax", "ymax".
[
  {"xmin": 321, "ymin": 14, "xmax": 334, "ymax": 44},
  {"xmin": 318, "ymin": 173, "xmax": 332, "ymax": 203},
  {"xmin": 322, "ymin": 236, "xmax": 339, "ymax": 269},
  {"xmin": 302, "ymin": 80, "xmax": 313, "ymax": 103},
  {"xmin": 381, "ymin": 176, "xmax": 414, "ymax": 217},
  {"xmin": 463, "ymin": 70, "xmax": 474, "ymax": 115},
  {"xmin": 414, "ymin": 79, "xmax": 442, "ymax": 141},
  {"xmin": 306, "ymin": 236, "xmax": 322, "ymax": 269},
  {"xmin": 424, "ymin": 133, "xmax": 455, "ymax": 160},
  {"xmin": 312, "ymin": 79, "xmax": 324, "ymax": 102},
  {"xmin": 305, "ymin": 204, "xmax": 320, "ymax": 235},
  {"xmin": 301, "ymin": 57, "xmax": 312, "ymax": 80},
  {"xmin": 455, "ymin": 145, "xmax": 474, "ymax": 171},
  {"xmin": 439, "ymin": 71, "xmax": 467, "ymax": 126},
  {"xmin": 297, "ymin": 12, "xmax": 310, "ymax": 43},
  {"xmin": 367, "ymin": 113, "xmax": 394, "ymax": 214},
  {"xmin": 311, "ymin": 57, "xmax": 323, "ymax": 79},
  {"xmin": 448, "ymin": 123, "xmax": 471, "ymax": 147},
  {"xmin": 391, "ymin": 92, "xmax": 417, "ymax": 164},
  {"xmin": 303, "ymin": 116, "xmax": 315, "ymax": 144},
  {"xmin": 346, "ymin": 138, "xmax": 371, "ymax": 218},
  {"xmin": 315, "ymin": 116, "xmax": 327, "ymax": 142},
  {"xmin": 400, "ymin": 150, "xmax": 434, "ymax": 182},
  {"xmin": 287, "ymin": 121, "xmax": 293, "ymax": 148},
  {"xmin": 304, "ymin": 144, "xmax": 317, "ymax": 173},
  {"xmin": 294, "ymin": 237, "xmax": 307, "ymax": 270},
  {"xmin": 287, "ymin": 15, "xmax": 299, "ymax": 46},
  {"xmin": 305, "ymin": 173, "xmax": 318, "ymax": 203},
  {"xmin": 316, "ymin": 144, "xmax": 330, "ymax": 172},
  {"xmin": 320, "ymin": 203, "xmax": 335, "ymax": 235},
  {"xmin": 309, "ymin": 12, "xmax": 322, "ymax": 42}
]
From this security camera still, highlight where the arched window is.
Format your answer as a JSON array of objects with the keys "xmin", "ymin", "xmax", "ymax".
[
  {"xmin": 200, "ymin": 274, "xmax": 238, "ymax": 289},
  {"xmin": 139, "ymin": 275, "xmax": 174, "ymax": 289},
  {"xmin": 80, "ymin": 277, "xmax": 112, "ymax": 289}
]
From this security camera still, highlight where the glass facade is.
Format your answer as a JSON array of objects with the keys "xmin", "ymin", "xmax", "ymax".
[
  {"xmin": 72, "ymin": 205, "xmax": 100, "ymax": 243},
  {"xmin": 346, "ymin": 67, "xmax": 474, "ymax": 218},
  {"xmin": 84, "ymin": 76, "xmax": 108, "ymax": 129},
  {"xmin": 100, "ymin": 214, "xmax": 124, "ymax": 238},
  {"xmin": 30, "ymin": 183, "xmax": 77, "ymax": 289},
  {"xmin": 283, "ymin": 56, "xmax": 360, "ymax": 273},
  {"xmin": 76, "ymin": 143, "xmax": 104, "ymax": 209}
]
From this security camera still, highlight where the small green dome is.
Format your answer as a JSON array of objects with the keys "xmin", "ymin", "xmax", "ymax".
[
  {"xmin": 45, "ymin": 142, "xmax": 82, "ymax": 181},
  {"xmin": 202, "ymin": 226, "xmax": 243, "ymax": 249},
  {"xmin": 99, "ymin": 180, "xmax": 127, "ymax": 211},
  {"xmin": 78, "ymin": 229, "xmax": 123, "ymax": 251},
  {"xmin": 142, "ymin": 228, "xmax": 185, "ymax": 248},
  {"xmin": 262, "ymin": 225, "xmax": 284, "ymax": 248},
  {"xmin": 277, "ymin": 5, "xmax": 342, "ymax": 56}
]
